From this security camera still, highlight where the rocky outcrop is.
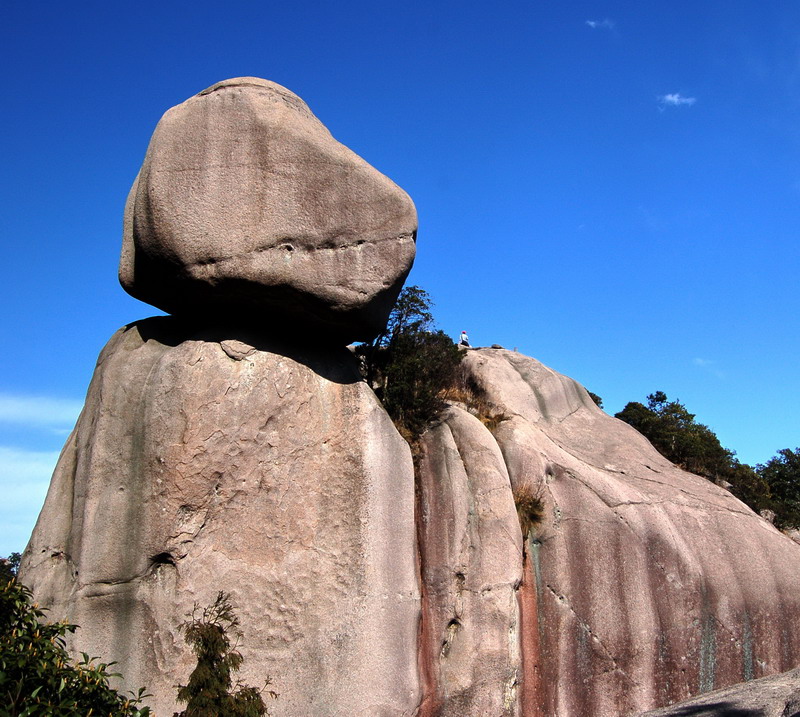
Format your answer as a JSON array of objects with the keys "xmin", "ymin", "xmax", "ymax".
[
  {"xmin": 22, "ymin": 340, "xmax": 800, "ymax": 716},
  {"xmin": 19, "ymin": 76, "xmax": 800, "ymax": 717},
  {"xmin": 640, "ymin": 666, "xmax": 800, "ymax": 716},
  {"xmin": 416, "ymin": 406, "xmax": 523, "ymax": 716},
  {"xmin": 120, "ymin": 77, "xmax": 417, "ymax": 344},
  {"xmin": 414, "ymin": 348, "xmax": 800, "ymax": 716},
  {"xmin": 21, "ymin": 317, "xmax": 420, "ymax": 716}
]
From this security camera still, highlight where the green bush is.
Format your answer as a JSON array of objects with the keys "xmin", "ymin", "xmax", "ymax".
[
  {"xmin": 0, "ymin": 576, "xmax": 150, "ymax": 716},
  {"xmin": 174, "ymin": 592, "xmax": 276, "ymax": 717},
  {"xmin": 358, "ymin": 286, "xmax": 464, "ymax": 442},
  {"xmin": 615, "ymin": 392, "xmax": 736, "ymax": 479},
  {"xmin": 756, "ymin": 448, "xmax": 800, "ymax": 529},
  {"xmin": 381, "ymin": 329, "xmax": 464, "ymax": 441},
  {"xmin": 613, "ymin": 391, "xmax": 800, "ymax": 524}
]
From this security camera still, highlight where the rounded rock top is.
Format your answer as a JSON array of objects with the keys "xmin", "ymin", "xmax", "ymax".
[{"xmin": 120, "ymin": 77, "xmax": 417, "ymax": 344}]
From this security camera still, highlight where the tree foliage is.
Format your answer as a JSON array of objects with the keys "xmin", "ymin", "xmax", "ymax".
[
  {"xmin": 0, "ymin": 575, "xmax": 150, "ymax": 716},
  {"xmin": 613, "ymin": 392, "xmax": 800, "ymax": 527},
  {"xmin": 0, "ymin": 551, "xmax": 20, "ymax": 582},
  {"xmin": 174, "ymin": 592, "xmax": 275, "ymax": 717},
  {"xmin": 587, "ymin": 391, "xmax": 603, "ymax": 409},
  {"xmin": 358, "ymin": 286, "xmax": 464, "ymax": 441},
  {"xmin": 360, "ymin": 285, "xmax": 435, "ymax": 388},
  {"xmin": 615, "ymin": 392, "xmax": 735, "ymax": 479},
  {"xmin": 381, "ymin": 329, "xmax": 464, "ymax": 440},
  {"xmin": 756, "ymin": 448, "xmax": 800, "ymax": 529}
]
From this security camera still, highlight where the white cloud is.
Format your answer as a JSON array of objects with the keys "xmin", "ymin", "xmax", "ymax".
[
  {"xmin": 0, "ymin": 446, "xmax": 60, "ymax": 554},
  {"xmin": 0, "ymin": 394, "xmax": 82, "ymax": 429},
  {"xmin": 586, "ymin": 19, "xmax": 615, "ymax": 30},
  {"xmin": 693, "ymin": 358, "xmax": 725, "ymax": 379},
  {"xmin": 658, "ymin": 93, "xmax": 696, "ymax": 109}
]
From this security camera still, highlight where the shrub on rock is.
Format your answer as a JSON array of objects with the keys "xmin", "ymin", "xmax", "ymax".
[{"xmin": 0, "ymin": 576, "xmax": 150, "ymax": 716}]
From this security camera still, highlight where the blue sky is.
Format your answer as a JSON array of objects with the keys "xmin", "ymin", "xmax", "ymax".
[{"xmin": 1, "ymin": 1, "xmax": 798, "ymax": 554}]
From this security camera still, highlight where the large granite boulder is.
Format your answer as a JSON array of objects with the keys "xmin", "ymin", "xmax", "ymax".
[
  {"xmin": 120, "ymin": 78, "xmax": 417, "ymax": 344},
  {"xmin": 415, "ymin": 348, "xmax": 800, "ymax": 716},
  {"xmin": 19, "ymin": 317, "xmax": 420, "ymax": 716}
]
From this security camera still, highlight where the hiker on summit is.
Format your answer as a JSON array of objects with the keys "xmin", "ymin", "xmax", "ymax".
[{"xmin": 459, "ymin": 330, "xmax": 471, "ymax": 347}]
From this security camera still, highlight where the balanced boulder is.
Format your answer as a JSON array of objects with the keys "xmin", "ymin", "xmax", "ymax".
[{"xmin": 120, "ymin": 78, "xmax": 417, "ymax": 344}]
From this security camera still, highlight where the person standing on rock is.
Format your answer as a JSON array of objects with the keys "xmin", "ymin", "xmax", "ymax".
[{"xmin": 459, "ymin": 330, "xmax": 471, "ymax": 347}]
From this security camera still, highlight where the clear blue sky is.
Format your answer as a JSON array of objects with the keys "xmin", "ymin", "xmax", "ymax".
[{"xmin": 2, "ymin": 1, "xmax": 798, "ymax": 554}]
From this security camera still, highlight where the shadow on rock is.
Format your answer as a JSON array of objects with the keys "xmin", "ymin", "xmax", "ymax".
[
  {"xmin": 650, "ymin": 702, "xmax": 766, "ymax": 716},
  {"xmin": 131, "ymin": 315, "xmax": 363, "ymax": 385}
]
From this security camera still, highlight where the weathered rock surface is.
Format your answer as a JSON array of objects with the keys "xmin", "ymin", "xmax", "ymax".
[
  {"xmin": 640, "ymin": 666, "xmax": 800, "ymax": 716},
  {"xmin": 120, "ymin": 78, "xmax": 417, "ymax": 344},
  {"xmin": 416, "ymin": 349, "xmax": 800, "ymax": 716},
  {"xmin": 416, "ymin": 406, "xmax": 523, "ymax": 716},
  {"xmin": 22, "ymin": 333, "xmax": 800, "ymax": 716},
  {"xmin": 20, "ymin": 317, "xmax": 420, "ymax": 716}
]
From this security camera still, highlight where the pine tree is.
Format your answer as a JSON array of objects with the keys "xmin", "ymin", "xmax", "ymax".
[{"xmin": 173, "ymin": 592, "xmax": 276, "ymax": 717}]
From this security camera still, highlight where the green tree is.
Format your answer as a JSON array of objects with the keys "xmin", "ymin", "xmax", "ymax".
[
  {"xmin": 174, "ymin": 592, "xmax": 275, "ymax": 717},
  {"xmin": 358, "ymin": 286, "xmax": 464, "ymax": 441},
  {"xmin": 381, "ymin": 329, "xmax": 463, "ymax": 441},
  {"xmin": 0, "ymin": 575, "xmax": 150, "ymax": 716},
  {"xmin": 615, "ymin": 392, "xmax": 735, "ymax": 479},
  {"xmin": 587, "ymin": 391, "xmax": 603, "ymax": 409},
  {"xmin": 615, "ymin": 392, "xmax": 774, "ymax": 517},
  {"xmin": 0, "ymin": 551, "xmax": 20, "ymax": 582},
  {"xmin": 756, "ymin": 448, "xmax": 800, "ymax": 529},
  {"xmin": 360, "ymin": 285, "xmax": 435, "ymax": 388}
]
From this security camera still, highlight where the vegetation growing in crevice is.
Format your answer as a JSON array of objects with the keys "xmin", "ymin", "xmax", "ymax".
[
  {"xmin": 0, "ymin": 570, "xmax": 151, "ymax": 716},
  {"xmin": 440, "ymin": 362, "xmax": 508, "ymax": 432},
  {"xmin": 174, "ymin": 591, "xmax": 276, "ymax": 717},
  {"xmin": 357, "ymin": 286, "xmax": 464, "ymax": 443},
  {"xmin": 513, "ymin": 482, "xmax": 545, "ymax": 537}
]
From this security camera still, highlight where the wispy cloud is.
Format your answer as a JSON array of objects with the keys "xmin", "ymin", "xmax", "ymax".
[
  {"xmin": 0, "ymin": 446, "xmax": 60, "ymax": 554},
  {"xmin": 586, "ymin": 19, "xmax": 615, "ymax": 30},
  {"xmin": 693, "ymin": 358, "xmax": 725, "ymax": 379},
  {"xmin": 658, "ymin": 93, "xmax": 696, "ymax": 110},
  {"xmin": 0, "ymin": 394, "xmax": 82, "ymax": 429}
]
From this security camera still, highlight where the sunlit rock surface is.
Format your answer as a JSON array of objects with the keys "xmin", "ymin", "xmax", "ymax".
[
  {"xmin": 415, "ymin": 348, "xmax": 800, "ymax": 716},
  {"xmin": 120, "ymin": 77, "xmax": 417, "ymax": 344},
  {"xmin": 20, "ymin": 317, "xmax": 420, "ymax": 716},
  {"xmin": 416, "ymin": 406, "xmax": 523, "ymax": 716}
]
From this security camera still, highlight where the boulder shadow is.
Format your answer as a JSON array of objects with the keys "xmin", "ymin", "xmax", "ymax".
[
  {"xmin": 648, "ymin": 701, "xmax": 766, "ymax": 717},
  {"xmin": 129, "ymin": 315, "xmax": 364, "ymax": 385}
]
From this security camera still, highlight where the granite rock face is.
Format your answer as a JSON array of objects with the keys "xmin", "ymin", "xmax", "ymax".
[
  {"xmin": 414, "ymin": 348, "xmax": 800, "ymax": 716},
  {"xmin": 416, "ymin": 406, "xmax": 523, "ymax": 716},
  {"xmin": 21, "ymin": 338, "xmax": 800, "ymax": 716},
  {"xmin": 20, "ymin": 317, "xmax": 420, "ymax": 716},
  {"xmin": 120, "ymin": 78, "xmax": 417, "ymax": 344}
]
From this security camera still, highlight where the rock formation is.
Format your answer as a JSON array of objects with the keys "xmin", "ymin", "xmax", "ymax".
[
  {"xmin": 418, "ymin": 348, "xmax": 800, "ymax": 716},
  {"xmin": 22, "ymin": 79, "xmax": 420, "ymax": 716},
  {"xmin": 120, "ymin": 77, "xmax": 417, "ymax": 344},
  {"xmin": 19, "ymin": 78, "xmax": 800, "ymax": 716},
  {"xmin": 21, "ymin": 318, "xmax": 420, "ymax": 715}
]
